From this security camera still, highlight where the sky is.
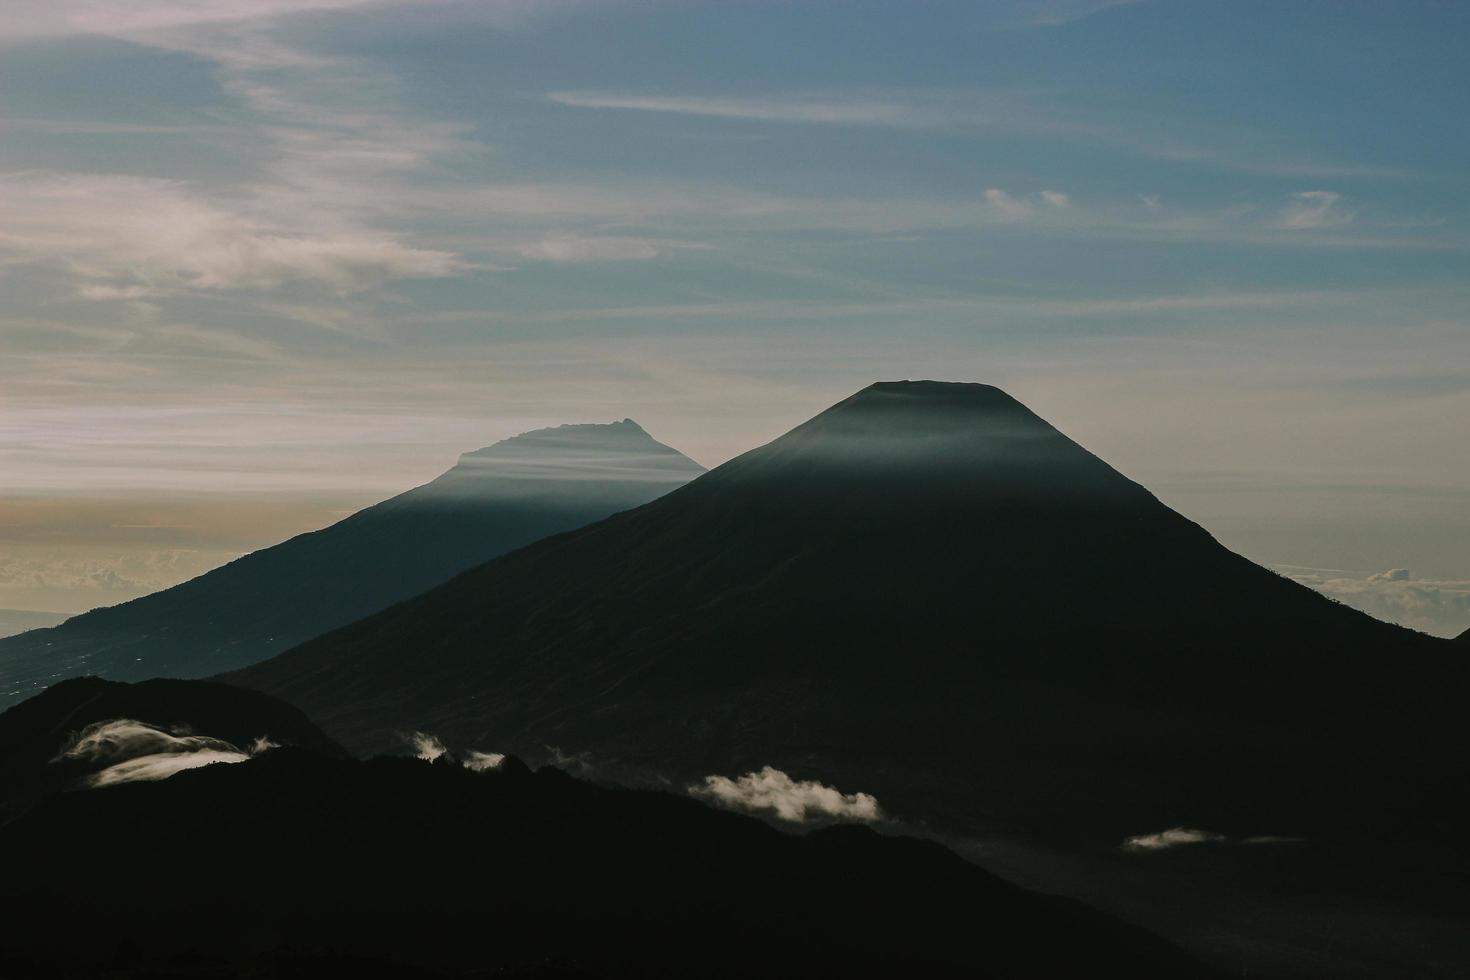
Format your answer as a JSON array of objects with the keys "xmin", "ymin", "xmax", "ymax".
[{"xmin": 0, "ymin": 0, "xmax": 1466, "ymax": 634}]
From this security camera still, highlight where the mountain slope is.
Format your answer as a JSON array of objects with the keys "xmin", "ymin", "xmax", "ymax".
[
  {"xmin": 0, "ymin": 420, "xmax": 702, "ymax": 705},
  {"xmin": 230, "ymin": 382, "xmax": 1465, "ymax": 843},
  {"xmin": 0, "ymin": 746, "xmax": 1213, "ymax": 979}
]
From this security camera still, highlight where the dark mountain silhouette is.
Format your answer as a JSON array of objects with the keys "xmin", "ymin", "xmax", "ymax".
[
  {"xmin": 1458, "ymin": 626, "xmax": 1470, "ymax": 644},
  {"xmin": 0, "ymin": 421, "xmax": 703, "ymax": 707},
  {"xmin": 228, "ymin": 382, "xmax": 1466, "ymax": 844},
  {"xmin": 0, "ymin": 675, "xmax": 344, "ymax": 824},
  {"xmin": 0, "ymin": 745, "xmax": 1213, "ymax": 979}
]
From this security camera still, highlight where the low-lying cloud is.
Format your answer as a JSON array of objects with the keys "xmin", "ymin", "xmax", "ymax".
[
  {"xmin": 404, "ymin": 731, "xmax": 447, "ymax": 761},
  {"xmin": 691, "ymin": 766, "xmax": 882, "ymax": 824},
  {"xmin": 463, "ymin": 750, "xmax": 506, "ymax": 771},
  {"xmin": 55, "ymin": 718, "xmax": 275, "ymax": 788},
  {"xmin": 1122, "ymin": 827, "xmax": 1301, "ymax": 851},
  {"xmin": 1276, "ymin": 565, "xmax": 1470, "ymax": 638},
  {"xmin": 402, "ymin": 731, "xmax": 504, "ymax": 770}
]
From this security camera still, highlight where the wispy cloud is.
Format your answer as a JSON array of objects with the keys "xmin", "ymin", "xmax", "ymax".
[
  {"xmin": 54, "ymin": 717, "xmax": 277, "ymax": 787},
  {"xmin": 514, "ymin": 234, "xmax": 667, "ymax": 263},
  {"xmin": 0, "ymin": 172, "xmax": 460, "ymax": 298},
  {"xmin": 547, "ymin": 89, "xmax": 1404, "ymax": 179},
  {"xmin": 1122, "ymin": 827, "xmax": 1301, "ymax": 851},
  {"xmin": 1278, "ymin": 190, "xmax": 1354, "ymax": 230}
]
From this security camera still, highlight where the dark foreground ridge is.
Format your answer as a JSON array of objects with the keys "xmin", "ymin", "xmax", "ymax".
[
  {"xmin": 229, "ymin": 381, "xmax": 1467, "ymax": 844},
  {"xmin": 0, "ymin": 420, "xmax": 703, "ymax": 705},
  {"xmin": 0, "ymin": 744, "xmax": 1214, "ymax": 979}
]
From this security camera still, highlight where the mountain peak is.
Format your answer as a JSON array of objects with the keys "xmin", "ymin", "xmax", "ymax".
[
  {"xmin": 460, "ymin": 418, "xmax": 659, "ymax": 461},
  {"xmin": 706, "ymin": 379, "xmax": 1115, "ymax": 501}
]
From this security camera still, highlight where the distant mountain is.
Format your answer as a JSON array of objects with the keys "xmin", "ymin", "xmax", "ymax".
[
  {"xmin": 0, "ymin": 609, "xmax": 67, "ymax": 640},
  {"xmin": 0, "ymin": 675, "xmax": 344, "ymax": 824},
  {"xmin": 0, "ymin": 744, "xmax": 1211, "ymax": 979},
  {"xmin": 0, "ymin": 421, "xmax": 703, "ymax": 706},
  {"xmin": 230, "ymin": 382, "xmax": 1466, "ymax": 845}
]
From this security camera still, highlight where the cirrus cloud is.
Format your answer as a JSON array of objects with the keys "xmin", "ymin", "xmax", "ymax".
[{"xmin": 0, "ymin": 172, "xmax": 461, "ymax": 298}]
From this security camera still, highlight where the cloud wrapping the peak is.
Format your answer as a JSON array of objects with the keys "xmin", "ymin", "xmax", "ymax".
[{"xmin": 691, "ymin": 766, "xmax": 882, "ymax": 824}]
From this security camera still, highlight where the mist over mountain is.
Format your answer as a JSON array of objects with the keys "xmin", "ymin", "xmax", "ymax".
[
  {"xmin": 0, "ymin": 421, "xmax": 702, "ymax": 707},
  {"xmin": 230, "ymin": 381, "xmax": 1466, "ymax": 845},
  {"xmin": 0, "ymin": 741, "xmax": 1211, "ymax": 979}
]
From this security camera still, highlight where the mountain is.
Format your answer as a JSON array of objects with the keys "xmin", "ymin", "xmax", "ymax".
[
  {"xmin": 0, "ymin": 420, "xmax": 703, "ymax": 706},
  {"xmin": 0, "ymin": 609, "xmax": 67, "ymax": 640},
  {"xmin": 0, "ymin": 744, "xmax": 1212, "ymax": 979},
  {"xmin": 1458, "ymin": 627, "xmax": 1470, "ymax": 643},
  {"xmin": 0, "ymin": 675, "xmax": 345, "ymax": 824},
  {"xmin": 228, "ymin": 382, "xmax": 1466, "ymax": 844}
]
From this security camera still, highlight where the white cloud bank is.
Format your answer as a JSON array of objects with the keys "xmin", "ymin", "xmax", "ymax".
[
  {"xmin": 1276, "ymin": 565, "xmax": 1470, "ymax": 639},
  {"xmin": 691, "ymin": 766, "xmax": 882, "ymax": 824},
  {"xmin": 54, "ymin": 717, "xmax": 276, "ymax": 787}
]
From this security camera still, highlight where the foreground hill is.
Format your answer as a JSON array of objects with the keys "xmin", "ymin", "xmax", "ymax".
[
  {"xmin": 230, "ymin": 382, "xmax": 1465, "ymax": 845},
  {"xmin": 0, "ymin": 421, "xmax": 702, "ymax": 706},
  {"xmin": 0, "ymin": 675, "xmax": 344, "ymax": 824},
  {"xmin": 0, "ymin": 746, "xmax": 1211, "ymax": 979}
]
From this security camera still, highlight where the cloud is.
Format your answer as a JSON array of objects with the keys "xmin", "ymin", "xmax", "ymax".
[
  {"xmin": 403, "ymin": 731, "xmax": 447, "ymax": 761},
  {"xmin": 54, "ymin": 717, "xmax": 278, "ymax": 788},
  {"xmin": 546, "ymin": 89, "xmax": 1397, "ymax": 178},
  {"xmin": 463, "ymin": 750, "xmax": 505, "ymax": 771},
  {"xmin": 0, "ymin": 172, "xmax": 461, "ymax": 297},
  {"xmin": 86, "ymin": 748, "xmax": 253, "ymax": 787},
  {"xmin": 513, "ymin": 235, "xmax": 664, "ymax": 263},
  {"xmin": 690, "ymin": 766, "xmax": 882, "ymax": 824},
  {"xmin": 1121, "ymin": 827, "xmax": 1225, "ymax": 851},
  {"xmin": 399, "ymin": 732, "xmax": 503, "ymax": 769},
  {"xmin": 1040, "ymin": 190, "xmax": 1071, "ymax": 208},
  {"xmin": 1122, "ymin": 827, "xmax": 1301, "ymax": 851},
  {"xmin": 1275, "ymin": 565, "xmax": 1470, "ymax": 639},
  {"xmin": 983, "ymin": 188, "xmax": 1033, "ymax": 222},
  {"xmin": 1278, "ymin": 190, "xmax": 1353, "ymax": 230}
]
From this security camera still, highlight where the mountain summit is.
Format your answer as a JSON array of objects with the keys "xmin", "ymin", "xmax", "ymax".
[
  {"xmin": 0, "ymin": 421, "xmax": 703, "ymax": 705},
  {"xmin": 230, "ymin": 383, "xmax": 1465, "ymax": 842}
]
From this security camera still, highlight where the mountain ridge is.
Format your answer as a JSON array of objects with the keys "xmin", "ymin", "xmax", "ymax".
[
  {"xmin": 227, "ymin": 381, "xmax": 1465, "ymax": 843},
  {"xmin": 0, "ymin": 420, "xmax": 703, "ymax": 705}
]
